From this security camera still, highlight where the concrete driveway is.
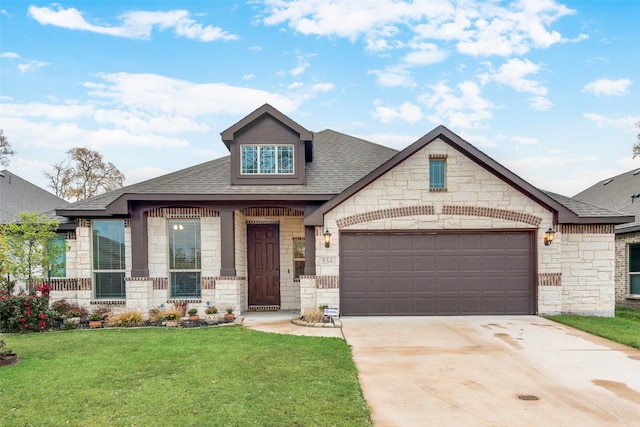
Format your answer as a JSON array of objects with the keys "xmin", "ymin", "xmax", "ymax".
[{"xmin": 341, "ymin": 316, "xmax": 640, "ymax": 427}]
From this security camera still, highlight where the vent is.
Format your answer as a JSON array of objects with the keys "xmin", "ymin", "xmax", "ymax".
[
  {"xmin": 602, "ymin": 178, "xmax": 614, "ymax": 185},
  {"xmin": 634, "ymin": 169, "xmax": 640, "ymax": 176}
]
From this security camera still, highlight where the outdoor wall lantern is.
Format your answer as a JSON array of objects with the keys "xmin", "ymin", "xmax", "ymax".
[
  {"xmin": 323, "ymin": 229, "xmax": 332, "ymax": 248},
  {"xmin": 544, "ymin": 227, "xmax": 556, "ymax": 246}
]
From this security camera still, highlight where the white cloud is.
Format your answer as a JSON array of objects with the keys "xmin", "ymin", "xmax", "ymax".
[
  {"xmin": 584, "ymin": 113, "xmax": 640, "ymax": 131},
  {"xmin": 479, "ymin": 58, "xmax": 551, "ymax": 110},
  {"xmin": 373, "ymin": 100, "xmax": 423, "ymax": 124},
  {"xmin": 368, "ymin": 67, "xmax": 415, "ymax": 88},
  {"xmin": 17, "ymin": 60, "xmax": 49, "ymax": 73},
  {"xmin": 28, "ymin": 5, "xmax": 238, "ymax": 41},
  {"xmin": 582, "ymin": 78, "xmax": 632, "ymax": 96},
  {"xmin": 419, "ymin": 81, "xmax": 493, "ymax": 130},
  {"xmin": 1, "ymin": 51, "xmax": 19, "ymax": 58},
  {"xmin": 261, "ymin": 0, "xmax": 582, "ymax": 57},
  {"xmin": 512, "ymin": 136, "xmax": 539, "ymax": 145}
]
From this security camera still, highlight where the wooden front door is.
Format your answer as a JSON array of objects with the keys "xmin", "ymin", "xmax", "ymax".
[{"xmin": 247, "ymin": 224, "xmax": 280, "ymax": 306}]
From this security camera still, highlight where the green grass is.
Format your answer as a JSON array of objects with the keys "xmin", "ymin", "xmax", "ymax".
[
  {"xmin": 0, "ymin": 326, "xmax": 371, "ymax": 427},
  {"xmin": 547, "ymin": 306, "xmax": 640, "ymax": 350}
]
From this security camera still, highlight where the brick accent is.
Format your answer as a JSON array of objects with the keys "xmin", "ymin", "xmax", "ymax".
[
  {"xmin": 202, "ymin": 277, "xmax": 216, "ymax": 290},
  {"xmin": 66, "ymin": 231, "xmax": 76, "ymax": 240},
  {"xmin": 35, "ymin": 278, "xmax": 92, "ymax": 291},
  {"xmin": 336, "ymin": 206, "xmax": 435, "ymax": 229},
  {"xmin": 442, "ymin": 205, "xmax": 542, "ymax": 226},
  {"xmin": 147, "ymin": 207, "xmax": 219, "ymax": 218},
  {"xmin": 77, "ymin": 219, "xmax": 91, "ymax": 228},
  {"xmin": 242, "ymin": 207, "xmax": 304, "ymax": 217},
  {"xmin": 559, "ymin": 224, "xmax": 615, "ymax": 234},
  {"xmin": 429, "ymin": 187, "xmax": 448, "ymax": 192},
  {"xmin": 538, "ymin": 272, "xmax": 562, "ymax": 286},
  {"xmin": 429, "ymin": 154, "xmax": 448, "ymax": 159},
  {"xmin": 316, "ymin": 276, "xmax": 339, "ymax": 289},
  {"xmin": 153, "ymin": 277, "xmax": 168, "ymax": 290},
  {"xmin": 91, "ymin": 300, "xmax": 125, "ymax": 305}
]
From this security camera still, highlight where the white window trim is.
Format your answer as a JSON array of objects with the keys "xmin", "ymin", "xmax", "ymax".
[{"xmin": 241, "ymin": 144, "xmax": 295, "ymax": 175}]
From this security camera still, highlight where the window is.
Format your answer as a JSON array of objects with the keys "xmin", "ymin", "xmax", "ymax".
[
  {"xmin": 293, "ymin": 239, "xmax": 305, "ymax": 280},
  {"xmin": 49, "ymin": 233, "xmax": 66, "ymax": 278},
  {"xmin": 93, "ymin": 220, "xmax": 125, "ymax": 299},
  {"xmin": 429, "ymin": 158, "xmax": 446, "ymax": 190},
  {"xmin": 629, "ymin": 243, "xmax": 640, "ymax": 295},
  {"xmin": 169, "ymin": 219, "xmax": 201, "ymax": 299},
  {"xmin": 241, "ymin": 145, "xmax": 294, "ymax": 174}
]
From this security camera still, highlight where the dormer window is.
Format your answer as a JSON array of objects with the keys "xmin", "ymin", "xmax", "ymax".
[{"xmin": 241, "ymin": 145, "xmax": 294, "ymax": 175}]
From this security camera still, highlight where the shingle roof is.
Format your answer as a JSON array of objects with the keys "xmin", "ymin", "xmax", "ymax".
[
  {"xmin": 574, "ymin": 168, "xmax": 640, "ymax": 232},
  {"xmin": 542, "ymin": 190, "xmax": 629, "ymax": 218},
  {"xmin": 57, "ymin": 129, "xmax": 399, "ymax": 214},
  {"xmin": 0, "ymin": 170, "xmax": 70, "ymax": 224}
]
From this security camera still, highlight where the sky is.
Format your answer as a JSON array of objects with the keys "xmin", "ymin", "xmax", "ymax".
[{"xmin": 1, "ymin": 0, "xmax": 639, "ymax": 199}]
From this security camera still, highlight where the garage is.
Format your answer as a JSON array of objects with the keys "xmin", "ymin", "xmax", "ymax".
[{"xmin": 340, "ymin": 231, "xmax": 535, "ymax": 316}]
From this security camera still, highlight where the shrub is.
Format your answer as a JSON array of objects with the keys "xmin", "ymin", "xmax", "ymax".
[
  {"xmin": 0, "ymin": 283, "xmax": 53, "ymax": 333},
  {"xmin": 106, "ymin": 311, "xmax": 144, "ymax": 328},
  {"xmin": 205, "ymin": 306, "xmax": 218, "ymax": 315},
  {"xmin": 188, "ymin": 308, "xmax": 198, "ymax": 316},
  {"xmin": 51, "ymin": 299, "xmax": 88, "ymax": 320},
  {"xmin": 302, "ymin": 307, "xmax": 326, "ymax": 323},
  {"xmin": 148, "ymin": 308, "xmax": 169, "ymax": 323}
]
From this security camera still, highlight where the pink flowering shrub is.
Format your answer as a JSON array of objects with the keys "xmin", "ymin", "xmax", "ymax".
[{"xmin": 0, "ymin": 283, "xmax": 53, "ymax": 333}]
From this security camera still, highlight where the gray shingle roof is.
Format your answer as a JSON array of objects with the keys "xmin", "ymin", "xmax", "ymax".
[
  {"xmin": 58, "ymin": 129, "xmax": 399, "ymax": 214},
  {"xmin": 543, "ymin": 190, "xmax": 629, "ymax": 218},
  {"xmin": 0, "ymin": 170, "xmax": 70, "ymax": 224},
  {"xmin": 574, "ymin": 168, "xmax": 640, "ymax": 232}
]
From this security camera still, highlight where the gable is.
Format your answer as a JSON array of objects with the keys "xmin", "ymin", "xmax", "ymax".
[
  {"xmin": 305, "ymin": 126, "xmax": 631, "ymax": 226},
  {"xmin": 221, "ymin": 104, "xmax": 312, "ymax": 186}
]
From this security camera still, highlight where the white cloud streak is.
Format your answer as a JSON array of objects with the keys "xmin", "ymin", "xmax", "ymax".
[
  {"xmin": 28, "ymin": 5, "xmax": 238, "ymax": 41},
  {"xmin": 582, "ymin": 78, "xmax": 632, "ymax": 96}
]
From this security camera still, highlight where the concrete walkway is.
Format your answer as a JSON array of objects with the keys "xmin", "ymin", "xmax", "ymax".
[{"xmin": 243, "ymin": 314, "xmax": 640, "ymax": 426}]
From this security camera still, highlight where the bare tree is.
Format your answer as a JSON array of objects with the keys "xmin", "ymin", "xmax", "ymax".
[
  {"xmin": 44, "ymin": 147, "xmax": 125, "ymax": 201},
  {"xmin": 0, "ymin": 130, "xmax": 16, "ymax": 167},
  {"xmin": 634, "ymin": 122, "xmax": 640, "ymax": 158}
]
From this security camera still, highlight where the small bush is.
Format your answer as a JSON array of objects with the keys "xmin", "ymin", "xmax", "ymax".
[
  {"xmin": 0, "ymin": 284, "xmax": 53, "ymax": 333},
  {"xmin": 302, "ymin": 307, "xmax": 326, "ymax": 323},
  {"xmin": 205, "ymin": 306, "xmax": 218, "ymax": 315},
  {"xmin": 106, "ymin": 311, "xmax": 144, "ymax": 327},
  {"xmin": 148, "ymin": 308, "xmax": 169, "ymax": 323},
  {"xmin": 51, "ymin": 299, "xmax": 88, "ymax": 320}
]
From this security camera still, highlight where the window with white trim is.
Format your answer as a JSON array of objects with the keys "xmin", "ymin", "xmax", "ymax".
[
  {"xmin": 92, "ymin": 220, "xmax": 125, "ymax": 299},
  {"xmin": 629, "ymin": 243, "xmax": 640, "ymax": 295},
  {"xmin": 169, "ymin": 219, "xmax": 201, "ymax": 299},
  {"xmin": 241, "ymin": 145, "xmax": 294, "ymax": 174}
]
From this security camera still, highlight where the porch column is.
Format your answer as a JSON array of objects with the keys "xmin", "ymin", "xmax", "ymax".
[
  {"xmin": 220, "ymin": 210, "xmax": 236, "ymax": 276},
  {"xmin": 304, "ymin": 225, "xmax": 316, "ymax": 275},
  {"xmin": 130, "ymin": 208, "xmax": 149, "ymax": 277}
]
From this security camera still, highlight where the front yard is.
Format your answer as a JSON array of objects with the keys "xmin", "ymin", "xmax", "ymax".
[
  {"xmin": 547, "ymin": 306, "xmax": 640, "ymax": 349},
  {"xmin": 0, "ymin": 326, "xmax": 371, "ymax": 427}
]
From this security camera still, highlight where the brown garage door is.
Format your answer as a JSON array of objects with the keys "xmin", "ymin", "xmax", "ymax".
[{"xmin": 340, "ymin": 231, "xmax": 535, "ymax": 315}]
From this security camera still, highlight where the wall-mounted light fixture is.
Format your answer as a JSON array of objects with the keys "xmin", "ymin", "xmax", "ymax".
[
  {"xmin": 544, "ymin": 227, "xmax": 556, "ymax": 246},
  {"xmin": 323, "ymin": 229, "xmax": 332, "ymax": 248},
  {"xmin": 173, "ymin": 224, "xmax": 184, "ymax": 231}
]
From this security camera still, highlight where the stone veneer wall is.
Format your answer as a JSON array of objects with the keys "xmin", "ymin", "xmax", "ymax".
[
  {"xmin": 614, "ymin": 230, "xmax": 640, "ymax": 308},
  {"xmin": 301, "ymin": 138, "xmax": 616, "ymax": 316}
]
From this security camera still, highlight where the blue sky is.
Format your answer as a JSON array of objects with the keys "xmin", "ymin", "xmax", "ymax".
[{"xmin": 1, "ymin": 0, "xmax": 638, "ymax": 197}]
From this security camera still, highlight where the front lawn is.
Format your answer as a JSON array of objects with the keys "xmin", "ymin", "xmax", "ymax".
[
  {"xmin": 546, "ymin": 306, "xmax": 640, "ymax": 350},
  {"xmin": 0, "ymin": 327, "xmax": 371, "ymax": 426}
]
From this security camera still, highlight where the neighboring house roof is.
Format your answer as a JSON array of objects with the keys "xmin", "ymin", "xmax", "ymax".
[
  {"xmin": 56, "ymin": 129, "xmax": 398, "ymax": 216},
  {"xmin": 306, "ymin": 125, "xmax": 633, "ymax": 226},
  {"xmin": 0, "ymin": 170, "xmax": 70, "ymax": 225},
  {"xmin": 574, "ymin": 168, "xmax": 640, "ymax": 233}
]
